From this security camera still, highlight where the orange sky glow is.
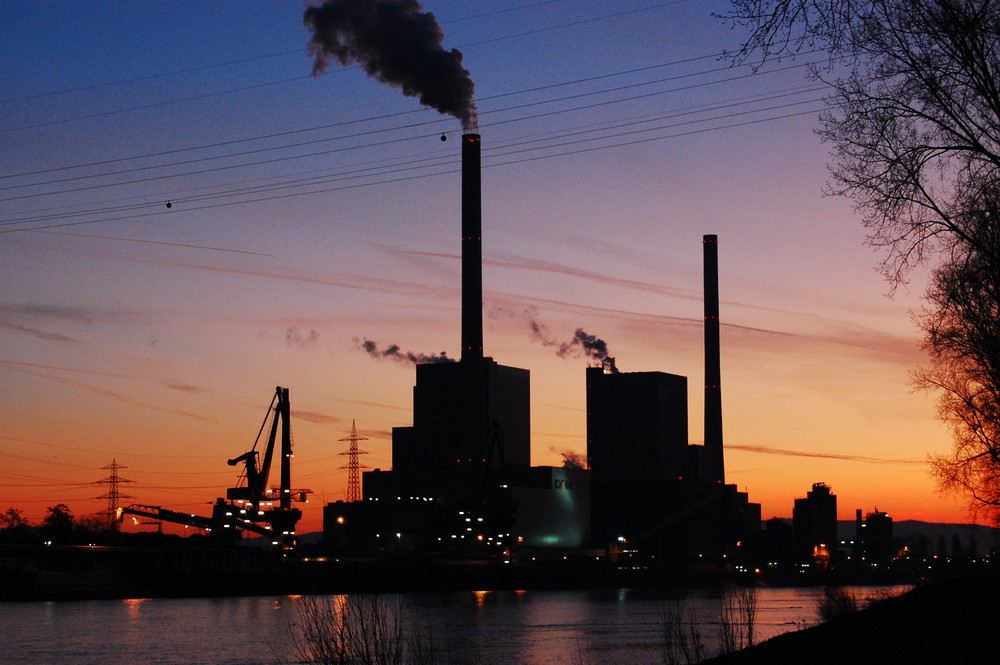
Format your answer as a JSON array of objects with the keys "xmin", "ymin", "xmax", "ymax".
[{"xmin": 1, "ymin": 1, "xmax": 978, "ymax": 536}]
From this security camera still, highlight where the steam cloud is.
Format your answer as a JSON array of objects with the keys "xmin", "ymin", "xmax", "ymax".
[
  {"xmin": 553, "ymin": 448, "xmax": 587, "ymax": 469},
  {"xmin": 286, "ymin": 327, "xmax": 320, "ymax": 350},
  {"xmin": 530, "ymin": 320, "xmax": 613, "ymax": 364},
  {"xmin": 355, "ymin": 337, "xmax": 456, "ymax": 365},
  {"xmin": 304, "ymin": 0, "xmax": 478, "ymax": 130}
]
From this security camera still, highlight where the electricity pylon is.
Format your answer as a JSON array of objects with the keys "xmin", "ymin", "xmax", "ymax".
[
  {"xmin": 95, "ymin": 459, "xmax": 134, "ymax": 531},
  {"xmin": 339, "ymin": 420, "xmax": 369, "ymax": 502}
]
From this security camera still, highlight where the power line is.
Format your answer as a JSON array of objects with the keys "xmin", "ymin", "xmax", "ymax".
[
  {"xmin": 1, "ymin": 104, "xmax": 824, "ymax": 234},
  {"xmin": 1, "ymin": 85, "xmax": 824, "ymax": 231},
  {"xmin": 1, "ymin": 57, "xmax": 818, "ymax": 210},
  {"xmin": 1, "ymin": 52, "xmax": 724, "ymax": 182}
]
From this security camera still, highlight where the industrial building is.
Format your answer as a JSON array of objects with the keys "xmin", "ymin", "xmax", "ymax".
[
  {"xmin": 323, "ymin": 135, "xmax": 760, "ymax": 566},
  {"xmin": 329, "ymin": 134, "xmax": 590, "ymax": 554},
  {"xmin": 585, "ymin": 361, "xmax": 760, "ymax": 559},
  {"xmin": 583, "ymin": 235, "xmax": 759, "ymax": 561}
]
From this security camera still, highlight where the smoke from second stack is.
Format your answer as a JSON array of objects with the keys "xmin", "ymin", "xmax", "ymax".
[{"xmin": 304, "ymin": 0, "xmax": 477, "ymax": 130}]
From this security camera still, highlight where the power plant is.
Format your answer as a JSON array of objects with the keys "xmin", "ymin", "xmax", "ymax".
[{"xmin": 323, "ymin": 134, "xmax": 760, "ymax": 566}]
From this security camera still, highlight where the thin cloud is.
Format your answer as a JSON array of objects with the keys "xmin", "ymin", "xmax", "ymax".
[
  {"xmin": 395, "ymin": 248, "xmax": 692, "ymax": 299},
  {"xmin": 2, "ymin": 362, "xmax": 211, "ymax": 421},
  {"xmin": 1, "ymin": 302, "xmax": 143, "ymax": 324},
  {"xmin": 162, "ymin": 381, "xmax": 205, "ymax": 393},
  {"xmin": 330, "ymin": 396, "xmax": 410, "ymax": 412},
  {"xmin": 0, "ymin": 359, "xmax": 140, "ymax": 380},
  {"xmin": 294, "ymin": 410, "xmax": 345, "ymax": 425},
  {"xmin": 0, "ymin": 322, "xmax": 81, "ymax": 343},
  {"xmin": 727, "ymin": 443, "xmax": 925, "ymax": 465},
  {"xmin": 488, "ymin": 292, "xmax": 919, "ymax": 369}
]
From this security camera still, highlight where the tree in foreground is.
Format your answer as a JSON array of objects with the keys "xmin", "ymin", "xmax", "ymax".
[
  {"xmin": 917, "ymin": 200, "xmax": 1000, "ymax": 516},
  {"xmin": 724, "ymin": 0, "xmax": 1000, "ymax": 521}
]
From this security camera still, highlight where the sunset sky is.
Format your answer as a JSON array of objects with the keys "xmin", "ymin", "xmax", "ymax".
[{"xmin": 1, "ymin": 0, "xmax": 971, "ymax": 535}]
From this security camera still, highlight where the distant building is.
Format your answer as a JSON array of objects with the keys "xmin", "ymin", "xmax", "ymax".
[
  {"xmin": 763, "ymin": 517, "xmax": 795, "ymax": 568},
  {"xmin": 856, "ymin": 507, "xmax": 895, "ymax": 564},
  {"xmin": 792, "ymin": 482, "xmax": 838, "ymax": 563}
]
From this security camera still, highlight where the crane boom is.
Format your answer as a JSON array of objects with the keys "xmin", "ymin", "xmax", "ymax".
[{"xmin": 119, "ymin": 386, "xmax": 308, "ymax": 548}]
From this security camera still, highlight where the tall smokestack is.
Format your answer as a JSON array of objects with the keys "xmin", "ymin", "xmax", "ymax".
[
  {"xmin": 703, "ymin": 234, "xmax": 725, "ymax": 483},
  {"xmin": 461, "ymin": 133, "xmax": 483, "ymax": 362}
]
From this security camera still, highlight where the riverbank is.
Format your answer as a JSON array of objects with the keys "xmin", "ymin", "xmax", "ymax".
[
  {"xmin": 703, "ymin": 575, "xmax": 1000, "ymax": 664},
  {"xmin": 1, "ymin": 542, "xmax": 742, "ymax": 601}
]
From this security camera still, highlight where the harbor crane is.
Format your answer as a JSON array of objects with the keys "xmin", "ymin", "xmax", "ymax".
[{"xmin": 119, "ymin": 386, "xmax": 311, "ymax": 548}]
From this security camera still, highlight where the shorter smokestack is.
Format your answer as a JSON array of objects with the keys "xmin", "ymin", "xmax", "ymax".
[{"xmin": 703, "ymin": 234, "xmax": 725, "ymax": 483}]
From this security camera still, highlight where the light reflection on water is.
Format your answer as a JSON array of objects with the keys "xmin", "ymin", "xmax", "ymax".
[{"xmin": 0, "ymin": 586, "xmax": 907, "ymax": 665}]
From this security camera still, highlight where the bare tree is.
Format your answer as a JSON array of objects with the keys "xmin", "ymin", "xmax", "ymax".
[
  {"xmin": 724, "ymin": 1, "xmax": 1000, "ymax": 520},
  {"xmin": 917, "ymin": 203, "xmax": 1000, "ymax": 515},
  {"xmin": 283, "ymin": 594, "xmax": 440, "ymax": 665},
  {"xmin": 718, "ymin": 584, "xmax": 759, "ymax": 654},
  {"xmin": 726, "ymin": 0, "xmax": 1000, "ymax": 284}
]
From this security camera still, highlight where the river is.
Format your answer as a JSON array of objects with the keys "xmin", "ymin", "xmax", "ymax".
[{"xmin": 1, "ymin": 586, "xmax": 907, "ymax": 665}]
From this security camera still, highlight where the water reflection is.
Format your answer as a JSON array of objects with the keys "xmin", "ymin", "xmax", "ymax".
[
  {"xmin": 0, "ymin": 586, "xmax": 909, "ymax": 665},
  {"xmin": 121, "ymin": 597, "xmax": 148, "ymax": 619}
]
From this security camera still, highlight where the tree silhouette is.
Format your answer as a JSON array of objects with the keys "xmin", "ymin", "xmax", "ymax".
[
  {"xmin": 41, "ymin": 504, "xmax": 74, "ymax": 543},
  {"xmin": 725, "ymin": 0, "xmax": 1000, "ymax": 521},
  {"xmin": 917, "ymin": 209, "xmax": 1000, "ymax": 517}
]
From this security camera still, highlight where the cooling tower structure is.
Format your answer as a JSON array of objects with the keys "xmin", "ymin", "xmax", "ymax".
[{"xmin": 703, "ymin": 234, "xmax": 725, "ymax": 484}]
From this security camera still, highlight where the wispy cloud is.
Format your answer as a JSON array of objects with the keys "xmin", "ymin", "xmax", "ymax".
[
  {"xmin": 0, "ymin": 359, "xmax": 139, "ymax": 380},
  {"xmin": 286, "ymin": 327, "xmax": 320, "ymax": 350},
  {"xmin": 294, "ymin": 410, "xmax": 345, "ymax": 425},
  {"xmin": 395, "ymin": 248, "xmax": 693, "ymax": 299},
  {"xmin": 0, "ymin": 322, "xmax": 81, "ymax": 343},
  {"xmin": 488, "ymin": 292, "xmax": 920, "ymax": 369},
  {"xmin": 727, "ymin": 443, "xmax": 924, "ymax": 465},
  {"xmin": 1, "ymin": 361, "xmax": 211, "ymax": 421},
  {"xmin": 1, "ymin": 302, "xmax": 143, "ymax": 324},
  {"xmin": 162, "ymin": 381, "xmax": 205, "ymax": 394}
]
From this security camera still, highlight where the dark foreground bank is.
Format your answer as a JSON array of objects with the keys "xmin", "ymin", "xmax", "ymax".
[{"xmin": 703, "ymin": 575, "xmax": 1000, "ymax": 665}]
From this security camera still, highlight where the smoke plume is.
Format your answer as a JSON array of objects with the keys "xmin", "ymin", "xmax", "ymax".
[
  {"xmin": 304, "ymin": 0, "xmax": 477, "ymax": 130},
  {"xmin": 355, "ymin": 337, "xmax": 456, "ymax": 365},
  {"xmin": 530, "ymin": 321, "xmax": 613, "ymax": 364},
  {"xmin": 556, "ymin": 449, "xmax": 587, "ymax": 470}
]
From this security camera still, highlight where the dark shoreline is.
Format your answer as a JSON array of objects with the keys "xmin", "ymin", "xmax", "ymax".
[
  {"xmin": 3, "ymin": 541, "xmax": 919, "ymax": 602},
  {"xmin": 701, "ymin": 575, "xmax": 1000, "ymax": 665}
]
